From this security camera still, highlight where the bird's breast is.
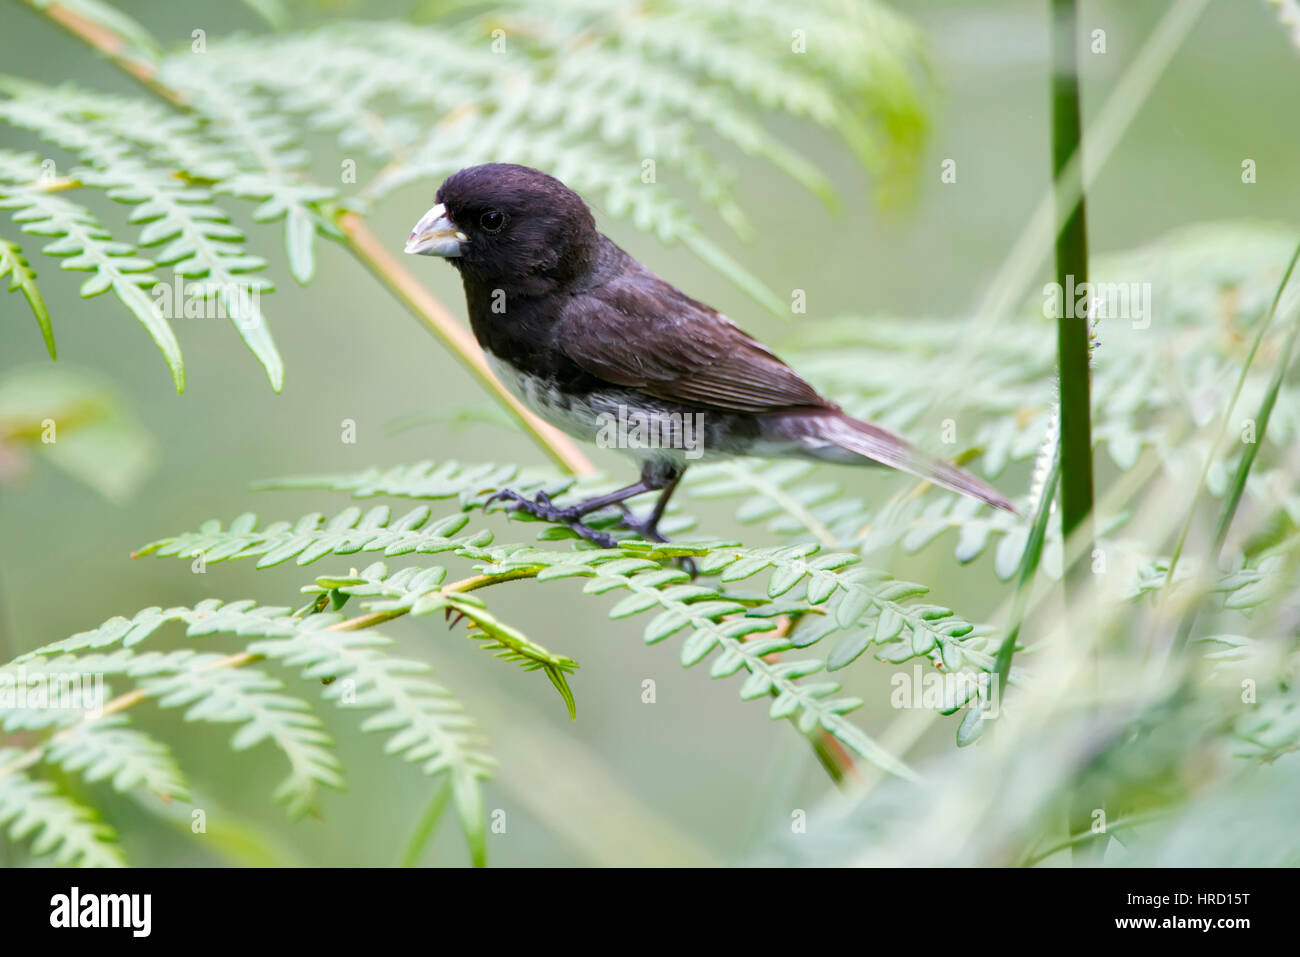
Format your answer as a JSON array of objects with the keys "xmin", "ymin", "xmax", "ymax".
[{"xmin": 485, "ymin": 352, "xmax": 609, "ymax": 441}]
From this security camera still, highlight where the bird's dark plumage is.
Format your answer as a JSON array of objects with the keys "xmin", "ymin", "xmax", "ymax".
[{"xmin": 405, "ymin": 163, "xmax": 1014, "ymax": 543}]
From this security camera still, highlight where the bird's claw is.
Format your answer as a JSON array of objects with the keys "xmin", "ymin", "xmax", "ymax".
[{"xmin": 485, "ymin": 488, "xmax": 620, "ymax": 548}]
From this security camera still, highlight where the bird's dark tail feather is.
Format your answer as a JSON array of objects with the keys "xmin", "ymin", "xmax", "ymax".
[{"xmin": 767, "ymin": 410, "xmax": 1018, "ymax": 514}]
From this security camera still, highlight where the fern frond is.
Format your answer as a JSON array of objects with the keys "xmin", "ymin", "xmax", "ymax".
[
  {"xmin": 0, "ymin": 150, "xmax": 183, "ymax": 390},
  {"xmin": 243, "ymin": 620, "xmax": 494, "ymax": 863},
  {"xmin": 495, "ymin": 0, "xmax": 926, "ymax": 193},
  {"xmin": 0, "ymin": 750, "xmax": 124, "ymax": 866},
  {"xmin": 152, "ymin": 62, "xmax": 339, "ymax": 284},
  {"xmin": 134, "ymin": 479, "xmax": 1003, "ymax": 766},
  {"xmin": 0, "ymin": 235, "xmax": 55, "ymax": 357},
  {"xmin": 13, "ymin": 608, "xmax": 187, "ymax": 664},
  {"xmin": 135, "ymin": 504, "xmax": 583, "ymax": 712},
  {"xmin": 45, "ymin": 716, "xmax": 190, "ymax": 801},
  {"xmin": 547, "ymin": 44, "xmax": 837, "ymax": 211},
  {"xmin": 0, "ymin": 81, "xmax": 289, "ymax": 388},
  {"xmin": 139, "ymin": 657, "xmax": 341, "ymax": 817},
  {"xmin": 2, "ymin": 644, "xmax": 339, "ymax": 816},
  {"xmin": 453, "ymin": 546, "xmax": 917, "ymax": 778},
  {"xmin": 11, "ymin": 599, "xmax": 493, "ymax": 860},
  {"xmin": 675, "ymin": 541, "xmax": 999, "ymax": 676},
  {"xmin": 556, "ymin": 553, "xmax": 917, "ymax": 778},
  {"xmin": 3, "ymin": 0, "xmax": 931, "ymax": 381},
  {"xmin": 170, "ymin": 6, "xmax": 921, "ymax": 313},
  {"xmin": 306, "ymin": 562, "xmax": 580, "ymax": 717},
  {"xmin": 80, "ymin": 161, "xmax": 281, "ymax": 387},
  {"xmin": 134, "ymin": 505, "xmax": 498, "ymax": 567}
]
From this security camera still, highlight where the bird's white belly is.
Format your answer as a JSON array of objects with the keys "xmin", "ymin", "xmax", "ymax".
[{"xmin": 484, "ymin": 353, "xmax": 709, "ymax": 467}]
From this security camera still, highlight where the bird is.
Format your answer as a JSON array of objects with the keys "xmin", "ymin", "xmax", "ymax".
[{"xmin": 405, "ymin": 163, "xmax": 1014, "ymax": 547}]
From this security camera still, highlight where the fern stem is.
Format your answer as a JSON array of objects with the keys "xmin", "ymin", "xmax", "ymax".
[
  {"xmin": 25, "ymin": 0, "xmax": 595, "ymax": 477},
  {"xmin": 22, "ymin": 0, "xmax": 184, "ymax": 106},
  {"xmin": 326, "ymin": 568, "xmax": 542, "ymax": 634},
  {"xmin": 327, "ymin": 608, "xmax": 408, "ymax": 632}
]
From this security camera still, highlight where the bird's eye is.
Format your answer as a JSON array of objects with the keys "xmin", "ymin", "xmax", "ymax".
[{"xmin": 479, "ymin": 209, "xmax": 508, "ymax": 233}]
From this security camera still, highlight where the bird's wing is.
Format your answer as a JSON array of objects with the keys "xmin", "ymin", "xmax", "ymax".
[{"xmin": 558, "ymin": 261, "xmax": 829, "ymax": 413}]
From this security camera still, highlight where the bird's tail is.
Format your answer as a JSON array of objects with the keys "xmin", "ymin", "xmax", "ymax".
[{"xmin": 763, "ymin": 409, "xmax": 1017, "ymax": 513}]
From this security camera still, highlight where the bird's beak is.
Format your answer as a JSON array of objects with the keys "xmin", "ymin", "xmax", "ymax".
[{"xmin": 404, "ymin": 203, "xmax": 466, "ymax": 257}]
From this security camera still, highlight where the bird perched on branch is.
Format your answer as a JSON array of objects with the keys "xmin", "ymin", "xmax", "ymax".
[{"xmin": 406, "ymin": 163, "xmax": 1014, "ymax": 546}]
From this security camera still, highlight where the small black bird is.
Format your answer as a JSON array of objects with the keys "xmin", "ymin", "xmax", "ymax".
[{"xmin": 406, "ymin": 163, "xmax": 1014, "ymax": 546}]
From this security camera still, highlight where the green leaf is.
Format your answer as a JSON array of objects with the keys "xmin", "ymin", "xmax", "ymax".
[
  {"xmin": 0, "ymin": 236, "xmax": 54, "ymax": 357},
  {"xmin": 0, "ymin": 751, "xmax": 125, "ymax": 867}
]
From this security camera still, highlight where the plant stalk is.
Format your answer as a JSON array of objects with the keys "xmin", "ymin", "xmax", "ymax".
[
  {"xmin": 1050, "ymin": 0, "xmax": 1096, "ymax": 593},
  {"xmin": 1050, "ymin": 0, "xmax": 1102, "ymax": 865}
]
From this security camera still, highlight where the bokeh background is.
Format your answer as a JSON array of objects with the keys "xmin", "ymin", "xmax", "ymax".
[{"xmin": 2, "ymin": 0, "xmax": 1299, "ymax": 865}]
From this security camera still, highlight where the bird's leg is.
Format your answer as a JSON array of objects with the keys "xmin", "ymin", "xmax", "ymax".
[
  {"xmin": 487, "ymin": 464, "xmax": 686, "ymax": 549},
  {"xmin": 617, "ymin": 465, "xmax": 696, "ymax": 577},
  {"xmin": 617, "ymin": 464, "xmax": 685, "ymax": 543},
  {"xmin": 485, "ymin": 479, "xmax": 655, "ymax": 547}
]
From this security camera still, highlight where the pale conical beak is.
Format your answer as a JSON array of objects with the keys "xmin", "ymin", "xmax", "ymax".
[{"xmin": 404, "ymin": 203, "xmax": 466, "ymax": 257}]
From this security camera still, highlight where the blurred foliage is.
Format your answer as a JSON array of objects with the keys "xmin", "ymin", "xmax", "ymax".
[{"xmin": 0, "ymin": 365, "xmax": 154, "ymax": 501}]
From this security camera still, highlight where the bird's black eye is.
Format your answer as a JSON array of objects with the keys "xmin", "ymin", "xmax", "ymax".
[{"xmin": 479, "ymin": 209, "xmax": 508, "ymax": 233}]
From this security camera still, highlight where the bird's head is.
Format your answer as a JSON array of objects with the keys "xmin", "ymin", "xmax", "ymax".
[{"xmin": 404, "ymin": 163, "xmax": 598, "ymax": 293}]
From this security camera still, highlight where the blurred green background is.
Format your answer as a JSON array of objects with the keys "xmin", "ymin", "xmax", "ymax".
[{"xmin": 1, "ymin": 0, "xmax": 1298, "ymax": 865}]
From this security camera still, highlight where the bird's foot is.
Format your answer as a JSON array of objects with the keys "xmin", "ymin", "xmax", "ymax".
[{"xmin": 485, "ymin": 488, "xmax": 620, "ymax": 548}]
